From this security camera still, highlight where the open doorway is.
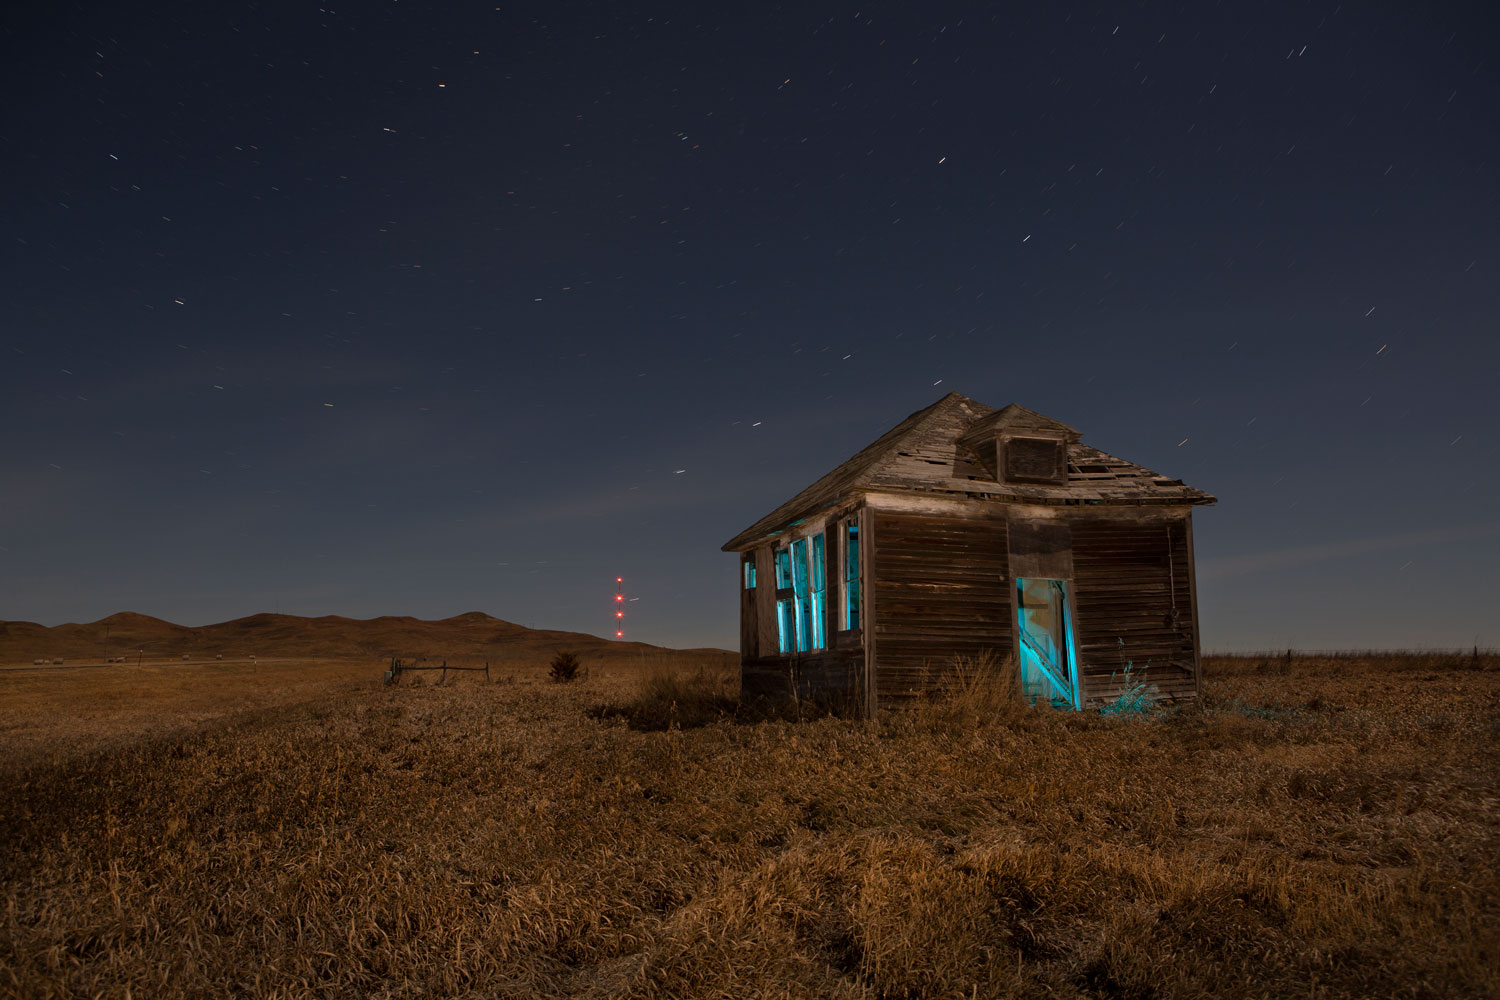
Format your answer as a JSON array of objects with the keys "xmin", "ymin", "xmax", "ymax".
[{"xmin": 1014, "ymin": 577, "xmax": 1080, "ymax": 709}]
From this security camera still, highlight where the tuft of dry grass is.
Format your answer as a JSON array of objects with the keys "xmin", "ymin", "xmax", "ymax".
[
  {"xmin": 906, "ymin": 649, "xmax": 1027, "ymax": 733},
  {"xmin": 594, "ymin": 657, "xmax": 740, "ymax": 730},
  {"xmin": 1, "ymin": 650, "xmax": 1496, "ymax": 998}
]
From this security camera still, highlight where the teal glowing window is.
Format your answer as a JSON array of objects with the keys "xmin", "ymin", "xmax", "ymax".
[
  {"xmin": 775, "ymin": 547, "xmax": 794, "ymax": 653},
  {"xmin": 743, "ymin": 559, "xmax": 756, "ymax": 589},
  {"xmin": 791, "ymin": 538, "xmax": 812, "ymax": 653},
  {"xmin": 843, "ymin": 521, "xmax": 860, "ymax": 629},
  {"xmin": 810, "ymin": 533, "xmax": 826, "ymax": 651},
  {"xmin": 777, "ymin": 600, "xmax": 795, "ymax": 653},
  {"xmin": 775, "ymin": 537, "xmax": 829, "ymax": 654}
]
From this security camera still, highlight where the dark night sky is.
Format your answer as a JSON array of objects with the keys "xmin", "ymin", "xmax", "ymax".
[{"xmin": 3, "ymin": 2, "xmax": 1496, "ymax": 651}]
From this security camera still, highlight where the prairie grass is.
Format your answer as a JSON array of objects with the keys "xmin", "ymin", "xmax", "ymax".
[
  {"xmin": 1, "ymin": 650, "xmax": 1496, "ymax": 998},
  {"xmin": 906, "ymin": 649, "xmax": 1025, "ymax": 733},
  {"xmin": 615, "ymin": 657, "xmax": 740, "ymax": 730}
]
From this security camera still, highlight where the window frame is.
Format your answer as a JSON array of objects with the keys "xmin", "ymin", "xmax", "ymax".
[
  {"xmin": 774, "ymin": 544, "xmax": 795, "ymax": 654},
  {"xmin": 810, "ymin": 532, "xmax": 826, "ymax": 651},
  {"xmin": 791, "ymin": 538, "xmax": 812, "ymax": 653},
  {"xmin": 773, "ymin": 527, "xmax": 831, "ymax": 655},
  {"xmin": 1012, "ymin": 576, "xmax": 1081, "ymax": 710},
  {"xmin": 841, "ymin": 517, "xmax": 861, "ymax": 631},
  {"xmin": 1000, "ymin": 434, "xmax": 1068, "ymax": 485}
]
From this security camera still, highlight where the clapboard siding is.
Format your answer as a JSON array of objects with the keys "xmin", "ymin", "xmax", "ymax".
[
  {"xmin": 1071, "ymin": 516, "xmax": 1197, "ymax": 702},
  {"xmin": 753, "ymin": 546, "xmax": 777, "ymax": 658},
  {"xmin": 738, "ymin": 554, "xmax": 758, "ymax": 659},
  {"xmin": 741, "ymin": 649, "xmax": 864, "ymax": 707},
  {"xmin": 823, "ymin": 517, "xmax": 841, "ymax": 648},
  {"xmin": 744, "ymin": 507, "xmax": 1203, "ymax": 711},
  {"xmin": 871, "ymin": 511, "xmax": 1012, "ymax": 700}
]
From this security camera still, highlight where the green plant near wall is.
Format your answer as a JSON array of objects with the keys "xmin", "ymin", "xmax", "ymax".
[{"xmin": 1099, "ymin": 661, "xmax": 1158, "ymax": 716}]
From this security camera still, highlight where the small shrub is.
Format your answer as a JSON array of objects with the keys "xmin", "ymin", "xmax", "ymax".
[{"xmin": 548, "ymin": 651, "xmax": 582, "ymax": 683}]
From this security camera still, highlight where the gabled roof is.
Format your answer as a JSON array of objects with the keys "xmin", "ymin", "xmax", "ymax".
[{"xmin": 722, "ymin": 392, "xmax": 1215, "ymax": 551}]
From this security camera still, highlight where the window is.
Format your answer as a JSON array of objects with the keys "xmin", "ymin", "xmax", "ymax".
[
  {"xmin": 791, "ymin": 538, "xmax": 811, "ymax": 653},
  {"xmin": 843, "ymin": 520, "xmax": 860, "ymax": 629},
  {"xmin": 775, "ymin": 546, "xmax": 794, "ymax": 653},
  {"xmin": 777, "ymin": 534, "xmax": 827, "ymax": 654},
  {"xmin": 1003, "ymin": 436, "xmax": 1066, "ymax": 484},
  {"xmin": 810, "ymin": 533, "xmax": 826, "ymax": 651},
  {"xmin": 743, "ymin": 558, "xmax": 756, "ymax": 589}
]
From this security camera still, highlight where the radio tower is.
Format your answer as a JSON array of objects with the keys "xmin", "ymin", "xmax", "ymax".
[{"xmin": 613, "ymin": 577, "xmax": 625, "ymax": 638}]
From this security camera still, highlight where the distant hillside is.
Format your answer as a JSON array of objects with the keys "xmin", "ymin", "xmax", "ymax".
[{"xmin": 0, "ymin": 611, "xmax": 727, "ymax": 664}]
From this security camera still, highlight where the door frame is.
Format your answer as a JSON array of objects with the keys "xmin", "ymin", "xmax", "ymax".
[{"xmin": 1011, "ymin": 575, "xmax": 1082, "ymax": 710}]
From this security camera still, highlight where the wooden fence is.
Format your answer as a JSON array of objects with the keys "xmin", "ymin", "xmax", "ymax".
[{"xmin": 384, "ymin": 657, "xmax": 491, "ymax": 684}]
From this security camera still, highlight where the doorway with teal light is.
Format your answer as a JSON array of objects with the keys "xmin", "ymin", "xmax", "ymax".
[{"xmin": 1014, "ymin": 577, "xmax": 1080, "ymax": 709}]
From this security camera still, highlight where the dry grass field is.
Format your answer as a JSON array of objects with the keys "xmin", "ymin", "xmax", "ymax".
[{"xmin": 1, "ymin": 649, "xmax": 1496, "ymax": 999}]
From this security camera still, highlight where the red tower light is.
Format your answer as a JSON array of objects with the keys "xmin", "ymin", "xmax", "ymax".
[{"xmin": 613, "ymin": 576, "xmax": 626, "ymax": 639}]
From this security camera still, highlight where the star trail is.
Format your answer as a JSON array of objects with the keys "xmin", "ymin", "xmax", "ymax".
[{"xmin": 2, "ymin": 1, "xmax": 1495, "ymax": 649}]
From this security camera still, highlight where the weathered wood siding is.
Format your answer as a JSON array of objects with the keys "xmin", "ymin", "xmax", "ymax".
[
  {"xmin": 741, "ymin": 649, "xmax": 864, "ymax": 708},
  {"xmin": 739, "ymin": 517, "xmax": 866, "ymax": 710},
  {"xmin": 870, "ymin": 510, "xmax": 1012, "ymax": 701},
  {"xmin": 821, "ymin": 515, "xmax": 843, "ymax": 650},
  {"xmin": 753, "ymin": 545, "xmax": 776, "ymax": 658},
  {"xmin": 1070, "ymin": 513, "xmax": 1198, "ymax": 703},
  {"xmin": 741, "ymin": 500, "xmax": 1200, "ymax": 713},
  {"xmin": 738, "ymin": 554, "xmax": 757, "ymax": 659}
]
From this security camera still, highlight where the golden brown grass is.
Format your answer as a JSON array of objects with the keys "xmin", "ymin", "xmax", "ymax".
[{"xmin": 1, "ymin": 651, "xmax": 1496, "ymax": 998}]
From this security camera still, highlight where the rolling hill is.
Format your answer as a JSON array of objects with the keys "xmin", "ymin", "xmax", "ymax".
[{"xmin": 0, "ymin": 611, "xmax": 726, "ymax": 664}]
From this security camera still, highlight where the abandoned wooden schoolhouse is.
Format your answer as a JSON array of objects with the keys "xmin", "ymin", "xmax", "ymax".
[{"xmin": 722, "ymin": 392, "xmax": 1216, "ymax": 714}]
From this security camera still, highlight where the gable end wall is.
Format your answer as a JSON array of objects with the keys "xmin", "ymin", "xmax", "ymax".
[{"xmin": 864, "ymin": 501, "xmax": 1200, "ymax": 708}]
